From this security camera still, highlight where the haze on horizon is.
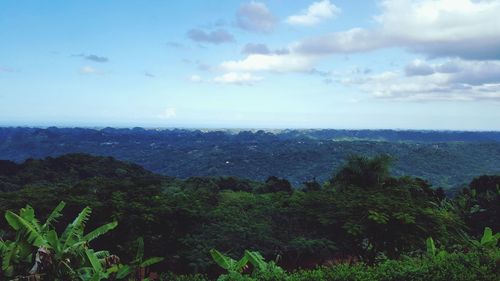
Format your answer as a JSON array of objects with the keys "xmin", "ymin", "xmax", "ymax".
[{"xmin": 1, "ymin": 0, "xmax": 500, "ymax": 130}]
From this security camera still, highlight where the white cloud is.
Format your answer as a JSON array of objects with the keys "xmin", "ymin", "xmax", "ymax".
[
  {"xmin": 296, "ymin": 0, "xmax": 500, "ymax": 59},
  {"xmin": 341, "ymin": 59, "xmax": 500, "ymax": 101},
  {"xmin": 213, "ymin": 72, "xmax": 263, "ymax": 85},
  {"xmin": 236, "ymin": 1, "xmax": 276, "ymax": 33},
  {"xmin": 220, "ymin": 53, "xmax": 319, "ymax": 73},
  {"xmin": 157, "ymin": 107, "xmax": 177, "ymax": 119},
  {"xmin": 80, "ymin": 66, "xmax": 100, "ymax": 75},
  {"xmin": 218, "ymin": 0, "xmax": 500, "ymax": 77},
  {"xmin": 189, "ymin": 75, "xmax": 203, "ymax": 83},
  {"xmin": 286, "ymin": 0, "xmax": 341, "ymax": 26}
]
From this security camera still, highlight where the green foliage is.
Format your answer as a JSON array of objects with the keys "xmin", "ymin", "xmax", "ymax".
[
  {"xmin": 0, "ymin": 153, "xmax": 498, "ymax": 280},
  {"xmin": 115, "ymin": 237, "xmax": 164, "ymax": 280},
  {"xmin": 5, "ymin": 208, "xmax": 47, "ymax": 247},
  {"xmin": 159, "ymin": 249, "xmax": 500, "ymax": 281},
  {"xmin": 332, "ymin": 154, "xmax": 393, "ymax": 188},
  {"xmin": 209, "ymin": 249, "xmax": 248, "ymax": 273},
  {"xmin": 210, "ymin": 249, "xmax": 285, "ymax": 281},
  {"xmin": 83, "ymin": 221, "xmax": 118, "ymax": 243},
  {"xmin": 426, "ymin": 237, "xmax": 436, "ymax": 257},
  {"xmin": 0, "ymin": 202, "xmax": 145, "ymax": 281},
  {"xmin": 77, "ymin": 249, "xmax": 111, "ymax": 281},
  {"xmin": 479, "ymin": 227, "xmax": 500, "ymax": 247},
  {"xmin": 468, "ymin": 227, "xmax": 500, "ymax": 250},
  {"xmin": 2, "ymin": 128, "xmax": 500, "ymax": 188}
]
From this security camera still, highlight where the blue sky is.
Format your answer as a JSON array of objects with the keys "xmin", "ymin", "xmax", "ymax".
[{"xmin": 1, "ymin": 0, "xmax": 500, "ymax": 130}]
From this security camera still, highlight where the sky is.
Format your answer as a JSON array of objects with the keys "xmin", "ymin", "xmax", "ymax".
[{"xmin": 1, "ymin": 0, "xmax": 500, "ymax": 130}]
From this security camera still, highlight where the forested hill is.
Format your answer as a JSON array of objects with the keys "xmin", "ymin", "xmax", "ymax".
[
  {"xmin": 0, "ymin": 154, "xmax": 158, "ymax": 192},
  {"xmin": 1, "ymin": 127, "xmax": 500, "ymax": 188},
  {"xmin": 0, "ymin": 153, "xmax": 498, "ymax": 279}
]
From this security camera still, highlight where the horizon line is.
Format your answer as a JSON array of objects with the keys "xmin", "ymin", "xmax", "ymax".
[{"xmin": 1, "ymin": 125, "xmax": 500, "ymax": 133}]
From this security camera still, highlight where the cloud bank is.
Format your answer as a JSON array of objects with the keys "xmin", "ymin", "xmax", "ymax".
[
  {"xmin": 296, "ymin": 0, "xmax": 500, "ymax": 59},
  {"xmin": 341, "ymin": 59, "xmax": 500, "ymax": 101}
]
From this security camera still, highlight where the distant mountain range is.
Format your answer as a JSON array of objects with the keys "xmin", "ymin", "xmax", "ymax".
[{"xmin": 1, "ymin": 127, "xmax": 499, "ymax": 188}]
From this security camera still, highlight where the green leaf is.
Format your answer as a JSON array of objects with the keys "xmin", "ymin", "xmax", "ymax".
[
  {"xmin": 42, "ymin": 201, "xmax": 66, "ymax": 231},
  {"xmin": 5, "ymin": 211, "xmax": 46, "ymax": 247},
  {"xmin": 77, "ymin": 267, "xmax": 94, "ymax": 280},
  {"xmin": 62, "ymin": 206, "xmax": 92, "ymax": 249},
  {"xmin": 72, "ymin": 206, "xmax": 92, "ymax": 231},
  {"xmin": 19, "ymin": 205, "xmax": 35, "ymax": 223},
  {"xmin": 437, "ymin": 250, "xmax": 447, "ymax": 259},
  {"xmin": 94, "ymin": 250, "xmax": 111, "ymax": 259},
  {"xmin": 86, "ymin": 249, "xmax": 104, "ymax": 272},
  {"xmin": 0, "ymin": 240, "xmax": 5, "ymax": 253},
  {"xmin": 135, "ymin": 237, "xmax": 145, "ymax": 262},
  {"xmin": 64, "ymin": 241, "xmax": 87, "ymax": 254},
  {"xmin": 1, "ymin": 242, "xmax": 15, "ymax": 272},
  {"xmin": 235, "ymin": 254, "xmax": 249, "ymax": 272},
  {"xmin": 5, "ymin": 211, "xmax": 21, "ymax": 230},
  {"xmin": 426, "ymin": 237, "xmax": 436, "ymax": 257},
  {"xmin": 480, "ymin": 227, "xmax": 493, "ymax": 245},
  {"xmin": 140, "ymin": 256, "xmax": 164, "ymax": 267},
  {"xmin": 210, "ymin": 249, "xmax": 236, "ymax": 271},
  {"xmin": 46, "ymin": 229, "xmax": 61, "ymax": 253},
  {"xmin": 83, "ymin": 221, "xmax": 118, "ymax": 243},
  {"xmin": 115, "ymin": 265, "xmax": 133, "ymax": 279},
  {"xmin": 244, "ymin": 250, "xmax": 267, "ymax": 271}
]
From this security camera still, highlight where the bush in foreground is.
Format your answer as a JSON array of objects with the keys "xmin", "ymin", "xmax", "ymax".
[{"xmin": 163, "ymin": 249, "xmax": 498, "ymax": 281}]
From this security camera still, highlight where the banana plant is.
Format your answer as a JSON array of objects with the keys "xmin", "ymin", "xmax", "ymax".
[
  {"xmin": 49, "ymin": 208, "xmax": 118, "ymax": 261},
  {"xmin": 425, "ymin": 237, "xmax": 446, "ymax": 259},
  {"xmin": 475, "ymin": 227, "xmax": 500, "ymax": 248},
  {"xmin": 2, "ymin": 202, "xmax": 118, "ymax": 280},
  {"xmin": 210, "ymin": 249, "xmax": 284, "ymax": 280},
  {"xmin": 0, "ymin": 238, "xmax": 33, "ymax": 277},
  {"xmin": 114, "ymin": 237, "xmax": 164, "ymax": 281},
  {"xmin": 1, "ymin": 203, "xmax": 66, "ymax": 277},
  {"xmin": 76, "ymin": 249, "xmax": 119, "ymax": 281},
  {"xmin": 426, "ymin": 237, "xmax": 436, "ymax": 256},
  {"xmin": 244, "ymin": 250, "xmax": 284, "ymax": 276},
  {"xmin": 459, "ymin": 227, "xmax": 500, "ymax": 250},
  {"xmin": 245, "ymin": 250, "xmax": 270, "ymax": 271},
  {"xmin": 210, "ymin": 249, "xmax": 249, "ymax": 273}
]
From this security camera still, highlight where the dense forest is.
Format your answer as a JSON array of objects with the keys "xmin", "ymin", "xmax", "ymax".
[
  {"xmin": 0, "ymin": 154, "xmax": 498, "ymax": 280},
  {"xmin": 1, "ymin": 127, "xmax": 500, "ymax": 188}
]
